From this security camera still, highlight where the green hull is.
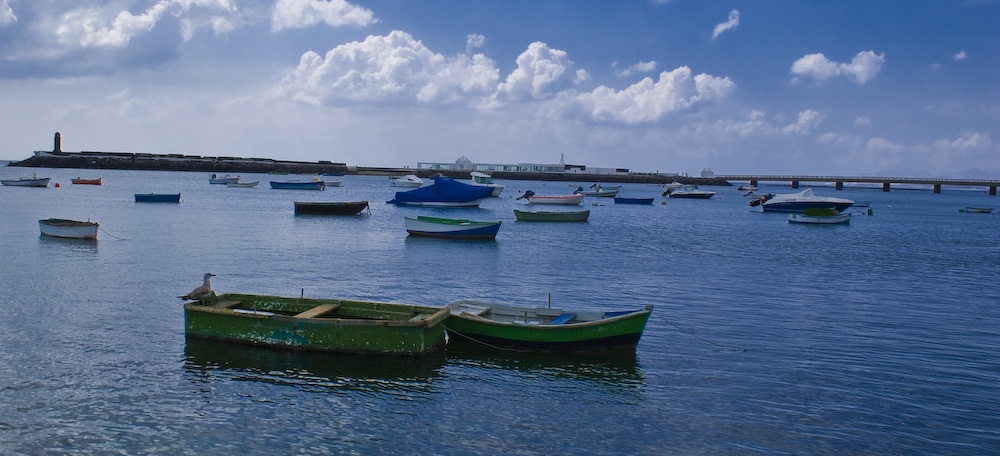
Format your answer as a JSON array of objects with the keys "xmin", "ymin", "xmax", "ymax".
[
  {"xmin": 185, "ymin": 293, "xmax": 449, "ymax": 356},
  {"xmin": 445, "ymin": 304, "xmax": 653, "ymax": 352}
]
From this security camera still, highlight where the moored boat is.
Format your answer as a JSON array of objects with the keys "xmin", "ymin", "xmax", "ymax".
[
  {"xmin": 664, "ymin": 185, "xmax": 715, "ymax": 199},
  {"xmin": 513, "ymin": 209, "xmax": 590, "ymax": 222},
  {"xmin": 1, "ymin": 174, "xmax": 51, "ymax": 187},
  {"xmin": 38, "ymin": 218, "xmax": 99, "ymax": 239},
  {"xmin": 445, "ymin": 300, "xmax": 653, "ymax": 352},
  {"xmin": 389, "ymin": 174, "xmax": 424, "ymax": 188},
  {"xmin": 963, "ymin": 207, "xmax": 993, "ymax": 213},
  {"xmin": 755, "ymin": 188, "xmax": 854, "ymax": 213},
  {"xmin": 788, "ymin": 208, "xmax": 851, "ymax": 224},
  {"xmin": 613, "ymin": 197, "xmax": 654, "ymax": 205},
  {"xmin": 404, "ymin": 216, "xmax": 501, "ymax": 239},
  {"xmin": 226, "ymin": 181, "xmax": 260, "ymax": 188},
  {"xmin": 135, "ymin": 193, "xmax": 181, "ymax": 203},
  {"xmin": 270, "ymin": 180, "xmax": 326, "ymax": 190},
  {"xmin": 209, "ymin": 174, "xmax": 240, "ymax": 184},
  {"xmin": 71, "ymin": 177, "xmax": 102, "ymax": 185},
  {"xmin": 517, "ymin": 190, "xmax": 584, "ymax": 205},
  {"xmin": 184, "ymin": 293, "xmax": 450, "ymax": 356},
  {"xmin": 469, "ymin": 171, "xmax": 505, "ymax": 196},
  {"xmin": 294, "ymin": 201, "xmax": 370, "ymax": 215},
  {"xmin": 387, "ymin": 176, "xmax": 493, "ymax": 207},
  {"xmin": 574, "ymin": 184, "xmax": 619, "ymax": 197}
]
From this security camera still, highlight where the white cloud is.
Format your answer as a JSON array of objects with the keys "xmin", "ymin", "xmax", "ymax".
[
  {"xmin": 271, "ymin": 0, "xmax": 375, "ymax": 32},
  {"xmin": 576, "ymin": 66, "xmax": 735, "ymax": 124},
  {"xmin": 791, "ymin": 50, "xmax": 885, "ymax": 84},
  {"xmin": 854, "ymin": 116, "xmax": 871, "ymax": 127},
  {"xmin": 0, "ymin": 0, "xmax": 16, "ymax": 26},
  {"xmin": 934, "ymin": 131, "xmax": 991, "ymax": 149},
  {"xmin": 618, "ymin": 60, "xmax": 657, "ymax": 78},
  {"xmin": 496, "ymin": 42, "xmax": 588, "ymax": 102},
  {"xmin": 466, "ymin": 34, "xmax": 485, "ymax": 53},
  {"xmin": 866, "ymin": 137, "xmax": 903, "ymax": 153},
  {"xmin": 953, "ymin": 50, "xmax": 967, "ymax": 61},
  {"xmin": 53, "ymin": 0, "xmax": 243, "ymax": 49},
  {"xmin": 273, "ymin": 30, "xmax": 499, "ymax": 106},
  {"xmin": 782, "ymin": 109, "xmax": 823, "ymax": 135},
  {"xmin": 711, "ymin": 9, "xmax": 739, "ymax": 41}
]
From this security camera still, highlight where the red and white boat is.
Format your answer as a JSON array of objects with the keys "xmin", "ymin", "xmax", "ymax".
[{"xmin": 517, "ymin": 190, "xmax": 584, "ymax": 206}]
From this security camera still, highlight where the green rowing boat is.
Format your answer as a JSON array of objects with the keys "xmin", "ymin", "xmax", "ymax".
[
  {"xmin": 445, "ymin": 300, "xmax": 653, "ymax": 352},
  {"xmin": 184, "ymin": 293, "xmax": 449, "ymax": 356}
]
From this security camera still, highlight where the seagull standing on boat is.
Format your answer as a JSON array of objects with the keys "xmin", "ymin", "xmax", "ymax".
[{"xmin": 180, "ymin": 273, "xmax": 216, "ymax": 301}]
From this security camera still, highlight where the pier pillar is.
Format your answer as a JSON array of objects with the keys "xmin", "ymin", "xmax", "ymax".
[
  {"xmin": 835, "ymin": 181, "xmax": 843, "ymax": 190},
  {"xmin": 882, "ymin": 182, "xmax": 891, "ymax": 192},
  {"xmin": 990, "ymin": 186, "xmax": 997, "ymax": 196},
  {"xmin": 791, "ymin": 180, "xmax": 799, "ymax": 189},
  {"xmin": 933, "ymin": 184, "xmax": 941, "ymax": 194},
  {"xmin": 750, "ymin": 179, "xmax": 757, "ymax": 187}
]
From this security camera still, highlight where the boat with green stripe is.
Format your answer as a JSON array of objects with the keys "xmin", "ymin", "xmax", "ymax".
[
  {"xmin": 184, "ymin": 293, "xmax": 449, "ymax": 356},
  {"xmin": 444, "ymin": 300, "xmax": 653, "ymax": 352}
]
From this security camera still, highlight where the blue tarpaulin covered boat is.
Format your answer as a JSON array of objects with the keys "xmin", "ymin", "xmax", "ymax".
[{"xmin": 387, "ymin": 176, "xmax": 494, "ymax": 207}]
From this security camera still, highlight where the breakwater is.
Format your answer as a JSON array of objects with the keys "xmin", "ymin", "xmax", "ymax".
[{"xmin": 6, "ymin": 150, "xmax": 730, "ymax": 186}]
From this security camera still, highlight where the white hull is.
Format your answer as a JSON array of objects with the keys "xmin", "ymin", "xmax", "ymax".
[
  {"xmin": 788, "ymin": 213, "xmax": 851, "ymax": 224},
  {"xmin": 390, "ymin": 175, "xmax": 423, "ymax": 187},
  {"xmin": 226, "ymin": 181, "xmax": 260, "ymax": 188},
  {"xmin": 38, "ymin": 219, "xmax": 99, "ymax": 239},
  {"xmin": 2, "ymin": 177, "xmax": 51, "ymax": 187},
  {"xmin": 527, "ymin": 194, "xmax": 584, "ymax": 205}
]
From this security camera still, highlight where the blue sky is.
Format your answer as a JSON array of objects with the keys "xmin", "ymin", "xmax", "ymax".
[{"xmin": 1, "ymin": 0, "xmax": 997, "ymax": 177}]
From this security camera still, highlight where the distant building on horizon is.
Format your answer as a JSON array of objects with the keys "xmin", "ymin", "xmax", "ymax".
[{"xmin": 417, "ymin": 154, "xmax": 641, "ymax": 176}]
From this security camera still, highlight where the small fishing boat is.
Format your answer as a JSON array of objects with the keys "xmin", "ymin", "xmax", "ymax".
[
  {"xmin": 613, "ymin": 197, "xmax": 654, "ymax": 205},
  {"xmin": 390, "ymin": 174, "xmax": 424, "ymax": 188},
  {"xmin": 445, "ymin": 300, "xmax": 653, "ymax": 352},
  {"xmin": 1, "ymin": 174, "xmax": 51, "ymax": 187},
  {"xmin": 209, "ymin": 174, "xmax": 240, "ymax": 184},
  {"xmin": 71, "ymin": 177, "xmax": 102, "ymax": 185},
  {"xmin": 664, "ymin": 186, "xmax": 715, "ymax": 199},
  {"xmin": 963, "ymin": 207, "xmax": 993, "ymax": 213},
  {"xmin": 184, "ymin": 293, "xmax": 450, "ymax": 356},
  {"xmin": 513, "ymin": 209, "xmax": 590, "ymax": 222},
  {"xmin": 226, "ymin": 181, "xmax": 260, "ymax": 188},
  {"xmin": 270, "ymin": 180, "xmax": 326, "ymax": 190},
  {"xmin": 517, "ymin": 190, "xmax": 584, "ymax": 205},
  {"xmin": 135, "ymin": 193, "xmax": 181, "ymax": 203},
  {"xmin": 574, "ymin": 184, "xmax": 619, "ymax": 197},
  {"xmin": 323, "ymin": 180, "xmax": 343, "ymax": 187},
  {"xmin": 38, "ymin": 218, "xmax": 99, "ymax": 240},
  {"xmin": 736, "ymin": 184, "xmax": 758, "ymax": 191},
  {"xmin": 294, "ymin": 201, "xmax": 370, "ymax": 215},
  {"xmin": 663, "ymin": 182, "xmax": 683, "ymax": 191},
  {"xmin": 788, "ymin": 208, "xmax": 851, "ymax": 224},
  {"xmin": 469, "ymin": 171, "xmax": 505, "ymax": 196},
  {"xmin": 404, "ymin": 216, "xmax": 501, "ymax": 240},
  {"xmin": 388, "ymin": 176, "xmax": 493, "ymax": 207}
]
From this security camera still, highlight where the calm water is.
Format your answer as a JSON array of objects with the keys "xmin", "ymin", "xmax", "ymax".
[{"xmin": 1, "ymin": 166, "xmax": 998, "ymax": 455}]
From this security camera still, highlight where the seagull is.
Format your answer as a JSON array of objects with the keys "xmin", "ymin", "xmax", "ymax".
[{"xmin": 180, "ymin": 272, "xmax": 216, "ymax": 301}]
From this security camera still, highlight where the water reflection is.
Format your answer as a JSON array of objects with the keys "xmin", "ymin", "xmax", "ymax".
[
  {"xmin": 445, "ymin": 343, "xmax": 645, "ymax": 388},
  {"xmin": 37, "ymin": 234, "xmax": 99, "ymax": 256},
  {"xmin": 183, "ymin": 337, "xmax": 445, "ymax": 394}
]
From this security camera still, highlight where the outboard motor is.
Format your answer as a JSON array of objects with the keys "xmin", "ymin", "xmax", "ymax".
[
  {"xmin": 517, "ymin": 190, "xmax": 535, "ymax": 200},
  {"xmin": 748, "ymin": 194, "xmax": 773, "ymax": 207}
]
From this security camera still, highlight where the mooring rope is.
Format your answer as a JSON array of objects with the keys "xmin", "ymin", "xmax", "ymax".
[
  {"xmin": 653, "ymin": 313, "xmax": 747, "ymax": 352},
  {"xmin": 442, "ymin": 324, "xmax": 532, "ymax": 352},
  {"xmin": 99, "ymin": 226, "xmax": 129, "ymax": 240}
]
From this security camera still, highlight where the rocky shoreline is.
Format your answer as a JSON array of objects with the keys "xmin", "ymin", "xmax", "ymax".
[{"xmin": 6, "ymin": 152, "xmax": 731, "ymax": 186}]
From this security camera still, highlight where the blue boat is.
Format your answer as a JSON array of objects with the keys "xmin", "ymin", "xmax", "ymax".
[
  {"xmin": 270, "ymin": 180, "xmax": 326, "ymax": 190},
  {"xmin": 135, "ymin": 193, "xmax": 181, "ymax": 203},
  {"xmin": 387, "ymin": 176, "xmax": 494, "ymax": 207},
  {"xmin": 404, "ymin": 216, "xmax": 501, "ymax": 240},
  {"xmin": 614, "ymin": 197, "xmax": 654, "ymax": 205}
]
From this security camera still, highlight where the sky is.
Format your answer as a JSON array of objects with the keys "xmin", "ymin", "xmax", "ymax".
[{"xmin": 0, "ymin": 0, "xmax": 997, "ymax": 177}]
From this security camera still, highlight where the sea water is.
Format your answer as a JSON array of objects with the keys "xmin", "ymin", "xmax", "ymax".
[{"xmin": 1, "ymin": 167, "xmax": 998, "ymax": 455}]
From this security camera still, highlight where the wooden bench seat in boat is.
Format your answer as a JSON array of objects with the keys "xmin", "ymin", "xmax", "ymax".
[{"xmin": 294, "ymin": 303, "xmax": 340, "ymax": 319}]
